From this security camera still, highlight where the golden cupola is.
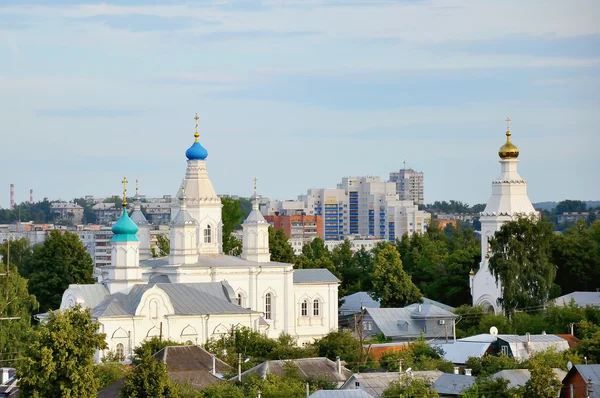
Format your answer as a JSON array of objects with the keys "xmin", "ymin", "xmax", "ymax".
[{"xmin": 498, "ymin": 117, "xmax": 519, "ymax": 159}]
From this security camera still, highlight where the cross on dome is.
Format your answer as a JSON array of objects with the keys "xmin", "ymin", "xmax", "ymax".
[
  {"xmin": 253, "ymin": 177, "xmax": 258, "ymax": 194},
  {"xmin": 185, "ymin": 113, "xmax": 208, "ymax": 161},
  {"xmin": 121, "ymin": 177, "xmax": 129, "ymax": 207},
  {"xmin": 505, "ymin": 117, "xmax": 511, "ymax": 131}
]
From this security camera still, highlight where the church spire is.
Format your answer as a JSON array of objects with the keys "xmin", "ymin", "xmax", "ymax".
[
  {"xmin": 186, "ymin": 113, "xmax": 208, "ymax": 160},
  {"xmin": 242, "ymin": 178, "xmax": 270, "ymax": 263},
  {"xmin": 111, "ymin": 177, "xmax": 139, "ymax": 242},
  {"xmin": 498, "ymin": 117, "xmax": 519, "ymax": 159}
]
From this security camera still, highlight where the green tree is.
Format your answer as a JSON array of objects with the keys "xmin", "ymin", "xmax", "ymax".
[
  {"xmin": 488, "ymin": 215, "xmax": 556, "ymax": 315},
  {"xmin": 95, "ymin": 359, "xmax": 130, "ymax": 390},
  {"xmin": 199, "ymin": 382, "xmax": 245, "ymax": 398},
  {"xmin": 268, "ymin": 227, "xmax": 295, "ymax": 263},
  {"xmin": 132, "ymin": 336, "xmax": 182, "ymax": 365},
  {"xmin": 312, "ymin": 330, "xmax": 361, "ymax": 364},
  {"xmin": 18, "ymin": 305, "xmax": 108, "ymax": 398},
  {"xmin": 370, "ymin": 242, "xmax": 422, "ymax": 308},
  {"xmin": 462, "ymin": 377, "xmax": 519, "ymax": 398},
  {"xmin": 0, "ymin": 238, "xmax": 32, "ymax": 270},
  {"xmin": 154, "ymin": 234, "xmax": 170, "ymax": 257},
  {"xmin": 575, "ymin": 330, "xmax": 600, "ymax": 363},
  {"xmin": 382, "ymin": 375, "xmax": 439, "ymax": 398},
  {"xmin": 522, "ymin": 356, "xmax": 562, "ymax": 398},
  {"xmin": 20, "ymin": 230, "xmax": 95, "ymax": 312},
  {"xmin": 465, "ymin": 355, "xmax": 520, "ymax": 377},
  {"xmin": 121, "ymin": 350, "xmax": 177, "ymax": 398},
  {"xmin": 222, "ymin": 197, "xmax": 245, "ymax": 255}
]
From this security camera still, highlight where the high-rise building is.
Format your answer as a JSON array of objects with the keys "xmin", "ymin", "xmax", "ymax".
[{"xmin": 389, "ymin": 168, "xmax": 424, "ymax": 205}]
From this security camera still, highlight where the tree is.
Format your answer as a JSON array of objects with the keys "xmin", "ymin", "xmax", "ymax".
[
  {"xmin": 382, "ymin": 375, "xmax": 439, "ymax": 398},
  {"xmin": 370, "ymin": 242, "xmax": 422, "ymax": 308},
  {"xmin": 312, "ymin": 330, "xmax": 361, "ymax": 365},
  {"xmin": 268, "ymin": 227, "xmax": 295, "ymax": 263},
  {"xmin": 462, "ymin": 377, "xmax": 519, "ymax": 398},
  {"xmin": 0, "ymin": 238, "xmax": 32, "ymax": 270},
  {"xmin": 18, "ymin": 305, "xmax": 108, "ymax": 398},
  {"xmin": 20, "ymin": 230, "xmax": 95, "ymax": 312},
  {"xmin": 575, "ymin": 330, "xmax": 600, "ymax": 363},
  {"xmin": 488, "ymin": 215, "xmax": 556, "ymax": 315},
  {"xmin": 132, "ymin": 336, "xmax": 182, "ymax": 365},
  {"xmin": 154, "ymin": 234, "xmax": 170, "ymax": 257},
  {"xmin": 522, "ymin": 356, "xmax": 562, "ymax": 398},
  {"xmin": 121, "ymin": 350, "xmax": 177, "ymax": 398},
  {"xmin": 95, "ymin": 359, "xmax": 130, "ymax": 390},
  {"xmin": 222, "ymin": 197, "xmax": 245, "ymax": 255}
]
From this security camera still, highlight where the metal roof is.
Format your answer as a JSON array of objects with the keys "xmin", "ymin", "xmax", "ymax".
[
  {"xmin": 236, "ymin": 358, "xmax": 352, "ymax": 384},
  {"xmin": 432, "ymin": 341, "xmax": 491, "ymax": 364},
  {"xmin": 497, "ymin": 334, "xmax": 566, "ymax": 343},
  {"xmin": 67, "ymin": 284, "xmax": 110, "ymax": 309},
  {"xmin": 432, "ymin": 373, "xmax": 475, "ymax": 395},
  {"xmin": 310, "ymin": 390, "xmax": 374, "ymax": 398},
  {"xmin": 142, "ymin": 253, "xmax": 292, "ymax": 268},
  {"xmin": 492, "ymin": 368, "xmax": 567, "ymax": 389},
  {"xmin": 553, "ymin": 291, "xmax": 600, "ymax": 307},
  {"xmin": 572, "ymin": 365, "xmax": 600, "ymax": 398},
  {"xmin": 364, "ymin": 306, "xmax": 457, "ymax": 339},
  {"xmin": 340, "ymin": 371, "xmax": 442, "ymax": 397},
  {"xmin": 293, "ymin": 269, "xmax": 340, "ymax": 284},
  {"xmin": 129, "ymin": 209, "xmax": 149, "ymax": 225},
  {"xmin": 340, "ymin": 292, "xmax": 380, "ymax": 314},
  {"xmin": 406, "ymin": 303, "xmax": 459, "ymax": 319},
  {"xmin": 457, "ymin": 334, "xmax": 497, "ymax": 343}
]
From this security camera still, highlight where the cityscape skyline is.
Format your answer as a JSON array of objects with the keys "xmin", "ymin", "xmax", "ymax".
[{"xmin": 1, "ymin": 0, "xmax": 598, "ymax": 208}]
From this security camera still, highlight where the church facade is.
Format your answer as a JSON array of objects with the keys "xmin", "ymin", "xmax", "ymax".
[
  {"xmin": 60, "ymin": 116, "xmax": 339, "ymax": 361},
  {"xmin": 470, "ymin": 119, "xmax": 537, "ymax": 314}
]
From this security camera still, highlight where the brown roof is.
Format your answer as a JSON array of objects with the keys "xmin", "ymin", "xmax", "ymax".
[
  {"xmin": 237, "ymin": 357, "xmax": 353, "ymax": 384},
  {"xmin": 556, "ymin": 334, "xmax": 581, "ymax": 349}
]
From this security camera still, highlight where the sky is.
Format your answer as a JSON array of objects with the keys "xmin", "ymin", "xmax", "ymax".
[{"xmin": 0, "ymin": 0, "xmax": 599, "ymax": 208}]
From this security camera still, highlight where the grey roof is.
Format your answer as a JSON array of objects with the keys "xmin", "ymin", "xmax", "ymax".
[
  {"xmin": 432, "ymin": 373, "xmax": 475, "ymax": 395},
  {"xmin": 310, "ymin": 390, "xmax": 374, "ymax": 398},
  {"xmin": 171, "ymin": 208, "xmax": 198, "ymax": 226},
  {"xmin": 293, "ymin": 269, "xmax": 340, "ymax": 284},
  {"xmin": 421, "ymin": 298, "xmax": 455, "ymax": 311},
  {"xmin": 492, "ymin": 368, "xmax": 567, "ymax": 389},
  {"xmin": 142, "ymin": 253, "xmax": 292, "ymax": 269},
  {"xmin": 364, "ymin": 306, "xmax": 457, "ymax": 339},
  {"xmin": 244, "ymin": 208, "xmax": 268, "ymax": 224},
  {"xmin": 68, "ymin": 284, "xmax": 109, "ymax": 309},
  {"xmin": 91, "ymin": 281, "xmax": 253, "ymax": 318},
  {"xmin": 406, "ymin": 303, "xmax": 459, "ymax": 319},
  {"xmin": 432, "ymin": 341, "xmax": 491, "ymax": 364},
  {"xmin": 457, "ymin": 334, "xmax": 497, "ymax": 343},
  {"xmin": 340, "ymin": 292, "xmax": 380, "ymax": 314},
  {"xmin": 553, "ymin": 291, "xmax": 600, "ymax": 307},
  {"xmin": 497, "ymin": 334, "xmax": 567, "ymax": 343},
  {"xmin": 236, "ymin": 358, "xmax": 352, "ymax": 384},
  {"xmin": 129, "ymin": 208, "xmax": 149, "ymax": 225},
  {"xmin": 341, "ymin": 371, "xmax": 442, "ymax": 397},
  {"xmin": 571, "ymin": 365, "xmax": 600, "ymax": 398},
  {"xmin": 496, "ymin": 334, "xmax": 570, "ymax": 360}
]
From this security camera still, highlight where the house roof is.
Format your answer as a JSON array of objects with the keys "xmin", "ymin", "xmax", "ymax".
[
  {"xmin": 432, "ymin": 341, "xmax": 491, "ymax": 364},
  {"xmin": 65, "ymin": 283, "xmax": 110, "ymax": 309},
  {"xmin": 566, "ymin": 365, "xmax": 600, "ymax": 398},
  {"xmin": 236, "ymin": 358, "xmax": 352, "ymax": 384},
  {"xmin": 492, "ymin": 368, "xmax": 567, "ymax": 389},
  {"xmin": 341, "ymin": 371, "xmax": 442, "ymax": 398},
  {"xmin": 555, "ymin": 334, "xmax": 581, "ymax": 349},
  {"xmin": 310, "ymin": 390, "xmax": 374, "ymax": 398},
  {"xmin": 432, "ymin": 373, "xmax": 476, "ymax": 395},
  {"xmin": 142, "ymin": 253, "xmax": 293, "ymax": 269},
  {"xmin": 364, "ymin": 306, "xmax": 457, "ymax": 339},
  {"xmin": 553, "ymin": 291, "xmax": 600, "ymax": 307},
  {"xmin": 293, "ymin": 269, "xmax": 340, "ymax": 284},
  {"xmin": 457, "ymin": 334, "xmax": 497, "ymax": 343},
  {"xmin": 496, "ymin": 334, "xmax": 570, "ymax": 360},
  {"xmin": 340, "ymin": 292, "xmax": 380, "ymax": 314}
]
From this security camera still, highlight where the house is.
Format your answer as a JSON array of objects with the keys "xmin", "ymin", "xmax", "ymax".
[
  {"xmin": 339, "ymin": 293, "xmax": 453, "ymax": 316},
  {"xmin": 340, "ymin": 371, "xmax": 442, "ymax": 397},
  {"xmin": 432, "ymin": 373, "xmax": 476, "ymax": 397},
  {"xmin": 560, "ymin": 364, "xmax": 600, "ymax": 398},
  {"xmin": 310, "ymin": 390, "xmax": 375, "ymax": 398},
  {"xmin": 235, "ymin": 358, "xmax": 353, "ymax": 387},
  {"xmin": 431, "ymin": 341, "xmax": 493, "ymax": 365},
  {"xmin": 0, "ymin": 368, "xmax": 18, "ymax": 398},
  {"xmin": 496, "ymin": 334, "xmax": 570, "ymax": 360},
  {"xmin": 553, "ymin": 292, "xmax": 600, "ymax": 308},
  {"xmin": 492, "ymin": 368, "xmax": 567, "ymax": 390},
  {"xmin": 357, "ymin": 304, "xmax": 458, "ymax": 342},
  {"xmin": 97, "ymin": 345, "xmax": 231, "ymax": 397}
]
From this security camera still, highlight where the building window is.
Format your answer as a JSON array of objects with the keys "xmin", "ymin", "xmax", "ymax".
[
  {"xmin": 501, "ymin": 346, "xmax": 509, "ymax": 356},
  {"xmin": 204, "ymin": 225, "xmax": 212, "ymax": 243},
  {"xmin": 301, "ymin": 300, "xmax": 308, "ymax": 317},
  {"xmin": 313, "ymin": 299, "xmax": 320, "ymax": 316},
  {"xmin": 265, "ymin": 293, "xmax": 272, "ymax": 320},
  {"xmin": 150, "ymin": 300, "xmax": 159, "ymax": 320},
  {"xmin": 115, "ymin": 343, "xmax": 125, "ymax": 361},
  {"xmin": 237, "ymin": 293, "xmax": 243, "ymax": 307}
]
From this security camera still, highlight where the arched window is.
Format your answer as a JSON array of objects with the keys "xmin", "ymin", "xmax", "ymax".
[
  {"xmin": 237, "ymin": 293, "xmax": 243, "ymax": 306},
  {"xmin": 265, "ymin": 293, "xmax": 272, "ymax": 320},
  {"xmin": 204, "ymin": 225, "xmax": 212, "ymax": 244},
  {"xmin": 150, "ymin": 300, "xmax": 159, "ymax": 320},
  {"xmin": 115, "ymin": 343, "xmax": 125, "ymax": 361},
  {"xmin": 185, "ymin": 340, "xmax": 194, "ymax": 346},
  {"xmin": 313, "ymin": 299, "xmax": 320, "ymax": 317},
  {"xmin": 301, "ymin": 299, "xmax": 308, "ymax": 317}
]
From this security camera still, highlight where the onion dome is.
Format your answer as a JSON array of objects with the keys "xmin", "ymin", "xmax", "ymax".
[
  {"xmin": 185, "ymin": 113, "xmax": 208, "ymax": 160},
  {"xmin": 110, "ymin": 177, "xmax": 140, "ymax": 242},
  {"xmin": 498, "ymin": 117, "xmax": 519, "ymax": 159}
]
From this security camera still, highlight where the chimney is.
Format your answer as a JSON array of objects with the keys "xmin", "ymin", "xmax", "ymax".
[
  {"xmin": 10, "ymin": 184, "xmax": 14, "ymax": 209},
  {"xmin": 1, "ymin": 368, "xmax": 9, "ymax": 385},
  {"xmin": 542, "ymin": 331, "xmax": 546, "ymax": 335},
  {"xmin": 210, "ymin": 354, "xmax": 216, "ymax": 376},
  {"xmin": 336, "ymin": 356, "xmax": 342, "ymax": 375},
  {"xmin": 464, "ymin": 368, "xmax": 472, "ymax": 376},
  {"xmin": 526, "ymin": 332, "xmax": 531, "ymax": 342},
  {"xmin": 454, "ymin": 367, "xmax": 460, "ymax": 375}
]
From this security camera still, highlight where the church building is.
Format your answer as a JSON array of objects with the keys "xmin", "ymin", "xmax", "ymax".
[
  {"xmin": 60, "ymin": 115, "xmax": 339, "ymax": 361},
  {"xmin": 470, "ymin": 119, "xmax": 537, "ymax": 314}
]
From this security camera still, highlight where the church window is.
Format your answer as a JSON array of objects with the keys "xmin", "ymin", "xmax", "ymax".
[
  {"xmin": 204, "ymin": 225, "xmax": 212, "ymax": 244},
  {"xmin": 150, "ymin": 300, "xmax": 159, "ymax": 320},
  {"xmin": 237, "ymin": 293, "xmax": 243, "ymax": 307},
  {"xmin": 313, "ymin": 299, "xmax": 320, "ymax": 316},
  {"xmin": 115, "ymin": 343, "xmax": 125, "ymax": 361},
  {"xmin": 301, "ymin": 300, "xmax": 308, "ymax": 317},
  {"xmin": 265, "ymin": 293, "xmax": 272, "ymax": 320}
]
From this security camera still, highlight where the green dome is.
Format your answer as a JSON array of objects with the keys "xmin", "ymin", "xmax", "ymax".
[{"xmin": 110, "ymin": 208, "xmax": 140, "ymax": 242}]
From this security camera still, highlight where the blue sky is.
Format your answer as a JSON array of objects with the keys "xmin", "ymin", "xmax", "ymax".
[{"xmin": 0, "ymin": 0, "xmax": 598, "ymax": 207}]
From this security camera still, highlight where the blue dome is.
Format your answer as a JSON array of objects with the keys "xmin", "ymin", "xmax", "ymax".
[
  {"xmin": 110, "ymin": 208, "xmax": 139, "ymax": 242},
  {"xmin": 185, "ymin": 141, "xmax": 208, "ymax": 160}
]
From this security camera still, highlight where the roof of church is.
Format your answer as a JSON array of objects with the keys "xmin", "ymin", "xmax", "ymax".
[
  {"xmin": 142, "ymin": 254, "xmax": 292, "ymax": 268},
  {"xmin": 129, "ymin": 207, "xmax": 148, "ymax": 225},
  {"xmin": 293, "ymin": 269, "xmax": 340, "ymax": 284},
  {"xmin": 91, "ymin": 281, "xmax": 253, "ymax": 318}
]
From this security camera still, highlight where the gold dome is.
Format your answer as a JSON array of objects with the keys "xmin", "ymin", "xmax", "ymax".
[{"xmin": 498, "ymin": 117, "xmax": 519, "ymax": 159}]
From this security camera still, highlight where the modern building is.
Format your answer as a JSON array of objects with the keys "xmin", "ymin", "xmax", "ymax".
[
  {"xmin": 470, "ymin": 120, "xmax": 537, "ymax": 314},
  {"xmin": 93, "ymin": 203, "xmax": 122, "ymax": 225},
  {"xmin": 265, "ymin": 214, "xmax": 322, "ymax": 240},
  {"xmin": 58, "ymin": 116, "xmax": 340, "ymax": 362},
  {"xmin": 50, "ymin": 202, "xmax": 84, "ymax": 224},
  {"xmin": 324, "ymin": 237, "xmax": 384, "ymax": 253},
  {"xmin": 389, "ymin": 168, "xmax": 424, "ymax": 205}
]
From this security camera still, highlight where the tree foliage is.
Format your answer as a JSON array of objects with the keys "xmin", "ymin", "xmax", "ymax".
[
  {"xmin": 20, "ymin": 230, "xmax": 95, "ymax": 312},
  {"xmin": 268, "ymin": 227, "xmax": 295, "ymax": 263},
  {"xmin": 382, "ymin": 375, "xmax": 439, "ymax": 398},
  {"xmin": 522, "ymin": 355, "xmax": 562, "ymax": 398},
  {"xmin": 222, "ymin": 197, "xmax": 244, "ymax": 255},
  {"xmin": 379, "ymin": 337, "xmax": 453, "ymax": 373},
  {"xmin": 312, "ymin": 330, "xmax": 361, "ymax": 365},
  {"xmin": 95, "ymin": 359, "xmax": 130, "ymax": 390},
  {"xmin": 18, "ymin": 305, "xmax": 107, "ymax": 398},
  {"xmin": 154, "ymin": 234, "xmax": 170, "ymax": 257},
  {"xmin": 488, "ymin": 215, "xmax": 556, "ymax": 314},
  {"xmin": 121, "ymin": 350, "xmax": 177, "ymax": 398},
  {"xmin": 370, "ymin": 242, "xmax": 422, "ymax": 308},
  {"xmin": 132, "ymin": 336, "xmax": 183, "ymax": 365}
]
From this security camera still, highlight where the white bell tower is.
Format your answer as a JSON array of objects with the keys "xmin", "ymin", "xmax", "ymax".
[{"xmin": 242, "ymin": 178, "xmax": 271, "ymax": 263}]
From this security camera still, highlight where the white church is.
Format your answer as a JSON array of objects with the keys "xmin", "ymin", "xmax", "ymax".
[
  {"xmin": 470, "ymin": 118, "xmax": 537, "ymax": 314},
  {"xmin": 59, "ymin": 116, "xmax": 340, "ymax": 361}
]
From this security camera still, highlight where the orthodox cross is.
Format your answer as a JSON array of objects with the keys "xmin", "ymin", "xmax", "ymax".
[
  {"xmin": 505, "ymin": 117, "xmax": 511, "ymax": 131},
  {"xmin": 253, "ymin": 177, "xmax": 258, "ymax": 194},
  {"xmin": 121, "ymin": 177, "xmax": 129, "ymax": 206},
  {"xmin": 135, "ymin": 177, "xmax": 139, "ymax": 197},
  {"xmin": 194, "ymin": 113, "xmax": 200, "ymax": 142}
]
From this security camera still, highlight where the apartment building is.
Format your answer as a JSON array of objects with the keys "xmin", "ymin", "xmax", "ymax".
[{"xmin": 389, "ymin": 168, "xmax": 424, "ymax": 205}]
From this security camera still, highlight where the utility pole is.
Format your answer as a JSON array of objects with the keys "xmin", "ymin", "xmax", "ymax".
[
  {"xmin": 238, "ymin": 353, "xmax": 242, "ymax": 382},
  {"xmin": 0, "ymin": 239, "xmax": 20, "ymax": 321}
]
